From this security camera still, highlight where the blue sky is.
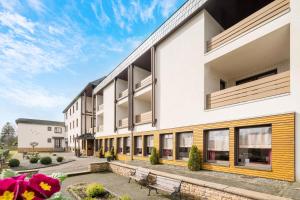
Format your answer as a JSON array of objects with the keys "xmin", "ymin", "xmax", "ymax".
[{"xmin": 0, "ymin": 0, "xmax": 186, "ymax": 128}]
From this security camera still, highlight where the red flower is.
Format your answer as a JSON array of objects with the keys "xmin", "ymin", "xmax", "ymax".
[
  {"xmin": 28, "ymin": 174, "xmax": 60, "ymax": 198},
  {"xmin": 0, "ymin": 178, "xmax": 17, "ymax": 200},
  {"xmin": 17, "ymin": 180, "xmax": 44, "ymax": 200}
]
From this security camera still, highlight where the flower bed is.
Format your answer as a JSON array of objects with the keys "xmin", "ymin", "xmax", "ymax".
[{"xmin": 67, "ymin": 183, "xmax": 118, "ymax": 200}]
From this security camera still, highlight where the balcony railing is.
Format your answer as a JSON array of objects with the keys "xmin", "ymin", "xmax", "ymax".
[
  {"xmin": 98, "ymin": 104, "xmax": 104, "ymax": 112},
  {"xmin": 87, "ymin": 127, "xmax": 96, "ymax": 134},
  {"xmin": 97, "ymin": 125, "xmax": 103, "ymax": 132},
  {"xmin": 135, "ymin": 75, "xmax": 152, "ymax": 90},
  {"xmin": 118, "ymin": 89, "xmax": 128, "ymax": 99},
  {"xmin": 135, "ymin": 111, "xmax": 152, "ymax": 124},
  {"xmin": 207, "ymin": 0, "xmax": 290, "ymax": 52},
  {"xmin": 118, "ymin": 118, "xmax": 128, "ymax": 128},
  {"xmin": 206, "ymin": 71, "xmax": 290, "ymax": 109}
]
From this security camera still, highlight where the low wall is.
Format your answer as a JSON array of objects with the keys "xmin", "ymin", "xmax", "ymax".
[{"xmin": 89, "ymin": 162, "xmax": 291, "ymax": 200}]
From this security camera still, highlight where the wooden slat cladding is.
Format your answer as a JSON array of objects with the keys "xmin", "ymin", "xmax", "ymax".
[
  {"xmin": 96, "ymin": 113, "xmax": 295, "ymax": 181},
  {"xmin": 118, "ymin": 118, "xmax": 128, "ymax": 129},
  {"xmin": 118, "ymin": 89, "xmax": 128, "ymax": 99},
  {"xmin": 135, "ymin": 111, "xmax": 152, "ymax": 124},
  {"xmin": 135, "ymin": 75, "xmax": 152, "ymax": 90},
  {"xmin": 207, "ymin": 0, "xmax": 290, "ymax": 51},
  {"xmin": 207, "ymin": 71, "xmax": 290, "ymax": 109}
]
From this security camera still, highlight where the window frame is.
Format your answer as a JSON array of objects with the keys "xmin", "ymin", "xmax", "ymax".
[
  {"xmin": 47, "ymin": 138, "xmax": 52, "ymax": 143},
  {"xmin": 160, "ymin": 133, "xmax": 173, "ymax": 160},
  {"xmin": 144, "ymin": 135, "xmax": 154, "ymax": 157},
  {"xmin": 235, "ymin": 124, "xmax": 272, "ymax": 170},
  {"xmin": 117, "ymin": 138, "xmax": 123, "ymax": 154},
  {"xmin": 204, "ymin": 129, "xmax": 230, "ymax": 165},
  {"xmin": 134, "ymin": 136, "xmax": 143, "ymax": 156},
  {"xmin": 47, "ymin": 127, "xmax": 52, "ymax": 131},
  {"xmin": 54, "ymin": 127, "xmax": 62, "ymax": 133},
  {"xmin": 176, "ymin": 131, "xmax": 193, "ymax": 161}
]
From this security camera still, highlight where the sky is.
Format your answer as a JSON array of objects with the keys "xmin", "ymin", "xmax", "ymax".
[{"xmin": 0, "ymin": 0, "xmax": 187, "ymax": 128}]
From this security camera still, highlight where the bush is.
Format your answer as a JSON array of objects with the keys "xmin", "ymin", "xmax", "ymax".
[
  {"xmin": 84, "ymin": 198, "xmax": 95, "ymax": 200},
  {"xmin": 2, "ymin": 149, "xmax": 9, "ymax": 159},
  {"xmin": 56, "ymin": 157, "xmax": 64, "ymax": 162},
  {"xmin": 40, "ymin": 156, "xmax": 52, "ymax": 165},
  {"xmin": 104, "ymin": 151, "xmax": 112, "ymax": 158},
  {"xmin": 8, "ymin": 159, "xmax": 20, "ymax": 167},
  {"xmin": 149, "ymin": 147, "xmax": 159, "ymax": 165},
  {"xmin": 119, "ymin": 195, "xmax": 132, "ymax": 200},
  {"xmin": 188, "ymin": 145, "xmax": 201, "ymax": 171},
  {"xmin": 86, "ymin": 183, "xmax": 106, "ymax": 197},
  {"xmin": 29, "ymin": 157, "xmax": 39, "ymax": 164}
]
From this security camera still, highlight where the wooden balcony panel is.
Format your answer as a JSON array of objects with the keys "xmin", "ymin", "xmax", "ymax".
[
  {"xmin": 118, "ymin": 89, "xmax": 128, "ymax": 99},
  {"xmin": 118, "ymin": 118, "xmax": 128, "ymax": 128},
  {"xmin": 207, "ymin": 71, "xmax": 290, "ymax": 109},
  {"xmin": 135, "ymin": 111, "xmax": 152, "ymax": 124},
  {"xmin": 135, "ymin": 75, "xmax": 152, "ymax": 90},
  {"xmin": 207, "ymin": 0, "xmax": 290, "ymax": 51}
]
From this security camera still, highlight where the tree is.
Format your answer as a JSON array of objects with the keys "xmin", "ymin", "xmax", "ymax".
[
  {"xmin": 1, "ymin": 122, "xmax": 15, "ymax": 137},
  {"xmin": 188, "ymin": 145, "xmax": 201, "ymax": 171}
]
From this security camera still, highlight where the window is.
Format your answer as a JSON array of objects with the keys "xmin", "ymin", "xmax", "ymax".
[
  {"xmin": 220, "ymin": 80, "xmax": 226, "ymax": 90},
  {"xmin": 73, "ymin": 105, "xmax": 75, "ymax": 113},
  {"xmin": 65, "ymin": 113, "xmax": 68, "ymax": 120},
  {"xmin": 66, "ymin": 125, "xmax": 68, "ymax": 132},
  {"xmin": 144, "ymin": 135, "xmax": 154, "ymax": 156},
  {"xmin": 160, "ymin": 134, "xmax": 173, "ymax": 160},
  {"xmin": 124, "ymin": 137, "xmax": 131, "ymax": 155},
  {"xmin": 76, "ymin": 101, "xmax": 78, "ymax": 110},
  {"xmin": 76, "ymin": 119, "xmax": 78, "ymax": 127},
  {"xmin": 47, "ymin": 127, "xmax": 52, "ymax": 131},
  {"xmin": 69, "ymin": 109, "xmax": 71, "ymax": 116},
  {"xmin": 73, "ymin": 121, "xmax": 75, "ymax": 129},
  {"xmin": 117, "ymin": 138, "xmax": 123, "ymax": 154},
  {"xmin": 47, "ymin": 138, "xmax": 51, "ymax": 143},
  {"xmin": 177, "ymin": 132, "xmax": 193, "ymax": 161},
  {"xmin": 54, "ymin": 127, "xmax": 62, "ymax": 133},
  {"xmin": 205, "ymin": 129, "xmax": 229, "ymax": 164},
  {"xmin": 236, "ymin": 125, "xmax": 272, "ymax": 169},
  {"xmin": 236, "ymin": 69, "xmax": 277, "ymax": 85},
  {"xmin": 134, "ymin": 136, "xmax": 142, "ymax": 156}
]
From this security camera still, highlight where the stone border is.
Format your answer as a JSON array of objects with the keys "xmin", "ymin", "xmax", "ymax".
[{"xmin": 89, "ymin": 162, "xmax": 292, "ymax": 200}]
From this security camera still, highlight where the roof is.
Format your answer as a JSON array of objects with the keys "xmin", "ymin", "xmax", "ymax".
[
  {"xmin": 62, "ymin": 76, "xmax": 106, "ymax": 113},
  {"xmin": 15, "ymin": 118, "xmax": 65, "ymax": 126},
  {"xmin": 76, "ymin": 133, "xmax": 94, "ymax": 140},
  {"xmin": 93, "ymin": 0, "xmax": 207, "ymax": 94}
]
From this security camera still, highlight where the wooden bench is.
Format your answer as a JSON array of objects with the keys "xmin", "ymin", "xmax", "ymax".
[
  {"xmin": 148, "ymin": 175, "xmax": 182, "ymax": 200},
  {"xmin": 128, "ymin": 168, "xmax": 150, "ymax": 189}
]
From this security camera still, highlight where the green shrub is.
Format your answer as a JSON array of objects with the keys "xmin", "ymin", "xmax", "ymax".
[
  {"xmin": 2, "ymin": 149, "xmax": 9, "ymax": 158},
  {"xmin": 56, "ymin": 156, "xmax": 64, "ymax": 162},
  {"xmin": 104, "ymin": 151, "xmax": 112, "ymax": 158},
  {"xmin": 86, "ymin": 183, "xmax": 106, "ymax": 197},
  {"xmin": 119, "ymin": 195, "xmax": 132, "ymax": 200},
  {"xmin": 40, "ymin": 156, "xmax": 52, "ymax": 165},
  {"xmin": 8, "ymin": 159, "xmax": 20, "ymax": 167},
  {"xmin": 84, "ymin": 197, "xmax": 96, "ymax": 200},
  {"xmin": 29, "ymin": 157, "xmax": 39, "ymax": 164},
  {"xmin": 188, "ymin": 145, "xmax": 201, "ymax": 171},
  {"xmin": 149, "ymin": 147, "xmax": 159, "ymax": 165}
]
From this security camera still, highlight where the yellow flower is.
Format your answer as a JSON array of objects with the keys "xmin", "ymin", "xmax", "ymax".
[
  {"xmin": 40, "ymin": 181, "xmax": 51, "ymax": 191},
  {"xmin": 22, "ymin": 190, "xmax": 35, "ymax": 200},
  {"xmin": 0, "ymin": 191, "xmax": 14, "ymax": 200}
]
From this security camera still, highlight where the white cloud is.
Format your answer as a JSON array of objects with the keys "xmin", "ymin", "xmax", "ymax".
[
  {"xmin": 0, "ymin": 0, "xmax": 21, "ymax": 12},
  {"xmin": 0, "ymin": 12, "xmax": 36, "ymax": 34},
  {"xmin": 159, "ymin": 0, "xmax": 178, "ymax": 17},
  {"xmin": 0, "ymin": 82, "xmax": 68, "ymax": 108},
  {"xmin": 27, "ymin": 0, "xmax": 45, "ymax": 13},
  {"xmin": 91, "ymin": 0, "xmax": 111, "ymax": 27}
]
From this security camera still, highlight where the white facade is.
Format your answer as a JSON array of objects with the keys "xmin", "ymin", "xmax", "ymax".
[
  {"xmin": 90, "ymin": 0, "xmax": 299, "ymax": 181},
  {"xmin": 16, "ymin": 119, "xmax": 66, "ymax": 152}
]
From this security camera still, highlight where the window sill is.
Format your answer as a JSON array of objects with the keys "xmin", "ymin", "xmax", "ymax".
[
  {"xmin": 205, "ymin": 162, "xmax": 230, "ymax": 167},
  {"xmin": 235, "ymin": 165, "xmax": 272, "ymax": 171}
]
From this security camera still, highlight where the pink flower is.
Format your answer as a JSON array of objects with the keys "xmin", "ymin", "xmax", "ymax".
[{"xmin": 28, "ymin": 174, "xmax": 61, "ymax": 198}]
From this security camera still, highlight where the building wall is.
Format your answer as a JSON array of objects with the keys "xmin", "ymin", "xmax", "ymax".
[
  {"xmin": 102, "ymin": 82, "xmax": 115, "ymax": 136},
  {"xmin": 64, "ymin": 97, "xmax": 82, "ymax": 150},
  {"xmin": 17, "ymin": 123, "xmax": 66, "ymax": 152},
  {"xmin": 97, "ymin": 113, "xmax": 295, "ymax": 181}
]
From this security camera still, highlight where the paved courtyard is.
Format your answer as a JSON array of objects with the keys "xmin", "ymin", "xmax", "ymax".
[{"xmin": 61, "ymin": 173, "xmax": 170, "ymax": 200}]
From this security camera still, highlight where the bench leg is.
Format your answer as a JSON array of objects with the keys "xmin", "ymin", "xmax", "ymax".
[
  {"xmin": 148, "ymin": 188, "xmax": 151, "ymax": 196},
  {"xmin": 155, "ymin": 189, "xmax": 158, "ymax": 194},
  {"xmin": 128, "ymin": 178, "xmax": 131, "ymax": 183}
]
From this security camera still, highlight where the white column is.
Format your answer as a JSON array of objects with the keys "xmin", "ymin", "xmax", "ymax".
[{"xmin": 290, "ymin": 0, "xmax": 300, "ymax": 182}]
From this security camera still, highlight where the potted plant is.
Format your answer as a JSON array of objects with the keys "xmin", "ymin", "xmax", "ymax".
[{"xmin": 104, "ymin": 151, "xmax": 112, "ymax": 162}]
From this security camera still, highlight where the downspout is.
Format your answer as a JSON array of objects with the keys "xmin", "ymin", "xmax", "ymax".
[
  {"xmin": 151, "ymin": 46, "xmax": 157, "ymax": 127},
  {"xmin": 128, "ymin": 64, "xmax": 134, "ymax": 160}
]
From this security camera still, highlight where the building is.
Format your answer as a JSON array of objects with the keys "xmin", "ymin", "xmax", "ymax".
[
  {"xmin": 16, "ymin": 118, "xmax": 66, "ymax": 152},
  {"xmin": 70, "ymin": 0, "xmax": 299, "ymax": 182},
  {"xmin": 63, "ymin": 78, "xmax": 105, "ymax": 155}
]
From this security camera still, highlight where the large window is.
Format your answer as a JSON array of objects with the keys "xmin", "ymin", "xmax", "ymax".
[
  {"xmin": 236, "ymin": 125, "xmax": 272, "ymax": 169},
  {"xmin": 124, "ymin": 137, "xmax": 131, "ymax": 155},
  {"xmin": 205, "ymin": 129, "xmax": 229, "ymax": 164},
  {"xmin": 134, "ymin": 136, "xmax": 142, "ymax": 156},
  {"xmin": 177, "ymin": 132, "xmax": 193, "ymax": 161},
  {"xmin": 144, "ymin": 135, "xmax": 154, "ymax": 156},
  {"xmin": 160, "ymin": 134, "xmax": 173, "ymax": 160},
  {"xmin": 54, "ymin": 127, "xmax": 62, "ymax": 133},
  {"xmin": 117, "ymin": 138, "xmax": 123, "ymax": 154}
]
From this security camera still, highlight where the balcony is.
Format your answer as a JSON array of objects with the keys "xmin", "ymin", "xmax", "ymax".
[
  {"xmin": 206, "ymin": 71, "xmax": 290, "ymax": 109},
  {"xmin": 118, "ymin": 118, "xmax": 128, "ymax": 129},
  {"xmin": 135, "ymin": 111, "xmax": 152, "ymax": 125},
  {"xmin": 135, "ymin": 75, "xmax": 152, "ymax": 91},
  {"xmin": 207, "ymin": 0, "xmax": 290, "ymax": 52},
  {"xmin": 118, "ymin": 89, "xmax": 128, "ymax": 100},
  {"xmin": 87, "ymin": 127, "xmax": 96, "ymax": 134},
  {"xmin": 98, "ymin": 104, "xmax": 104, "ymax": 112},
  {"xmin": 97, "ymin": 125, "xmax": 103, "ymax": 132}
]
